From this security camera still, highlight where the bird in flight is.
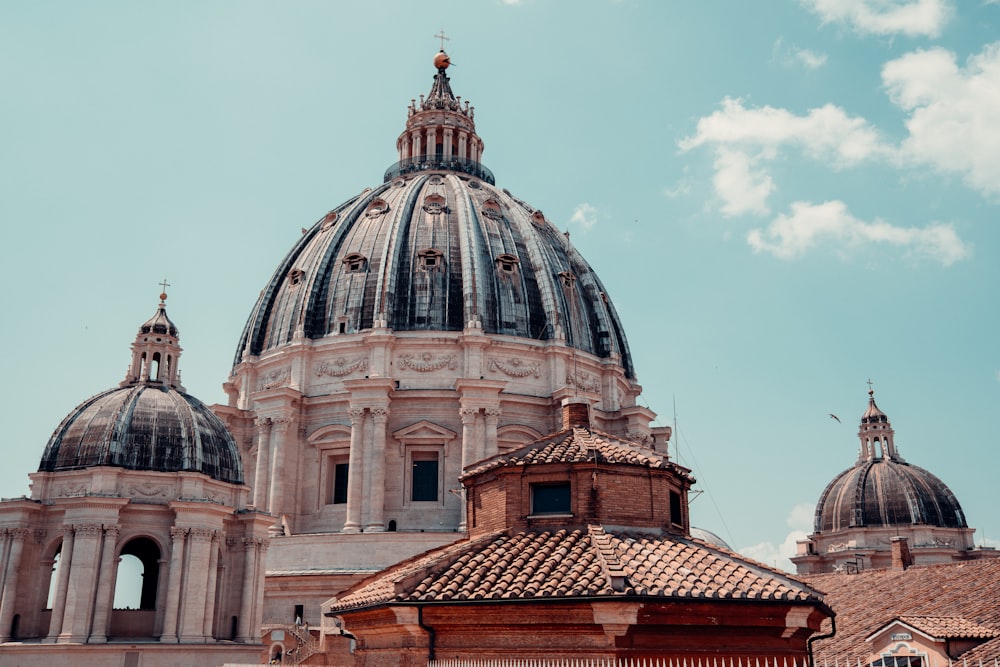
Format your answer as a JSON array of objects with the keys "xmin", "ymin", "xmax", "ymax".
[{"xmin": 828, "ymin": 413, "xmax": 841, "ymax": 423}]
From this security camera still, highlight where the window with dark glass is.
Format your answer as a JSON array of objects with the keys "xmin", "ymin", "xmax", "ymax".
[
  {"xmin": 531, "ymin": 482, "xmax": 571, "ymax": 514},
  {"xmin": 411, "ymin": 454, "xmax": 439, "ymax": 502},
  {"xmin": 331, "ymin": 462, "xmax": 349, "ymax": 504},
  {"xmin": 670, "ymin": 490, "xmax": 683, "ymax": 527}
]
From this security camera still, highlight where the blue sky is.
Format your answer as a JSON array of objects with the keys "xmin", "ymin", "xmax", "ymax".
[{"xmin": 1, "ymin": 0, "xmax": 998, "ymax": 571}]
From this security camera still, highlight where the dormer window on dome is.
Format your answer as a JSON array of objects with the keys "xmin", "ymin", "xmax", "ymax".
[
  {"xmin": 321, "ymin": 210, "xmax": 338, "ymax": 231},
  {"xmin": 418, "ymin": 248, "xmax": 444, "ymax": 271},
  {"xmin": 288, "ymin": 268, "xmax": 305, "ymax": 286},
  {"xmin": 496, "ymin": 253, "xmax": 519, "ymax": 274},
  {"xmin": 558, "ymin": 271, "xmax": 577, "ymax": 289},
  {"xmin": 366, "ymin": 198, "xmax": 389, "ymax": 218},
  {"xmin": 343, "ymin": 253, "xmax": 368, "ymax": 273},
  {"xmin": 422, "ymin": 193, "xmax": 447, "ymax": 215},
  {"xmin": 481, "ymin": 199, "xmax": 503, "ymax": 221}
]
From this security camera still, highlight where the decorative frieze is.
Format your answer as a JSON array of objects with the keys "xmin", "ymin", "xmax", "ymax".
[
  {"xmin": 127, "ymin": 483, "xmax": 169, "ymax": 499},
  {"xmin": 399, "ymin": 352, "xmax": 457, "ymax": 372},
  {"xmin": 489, "ymin": 357, "xmax": 540, "ymax": 378},
  {"xmin": 315, "ymin": 356, "xmax": 369, "ymax": 378},
  {"xmin": 73, "ymin": 524, "xmax": 103, "ymax": 538},
  {"xmin": 566, "ymin": 370, "xmax": 601, "ymax": 393},
  {"xmin": 625, "ymin": 430, "xmax": 653, "ymax": 446},
  {"xmin": 256, "ymin": 367, "xmax": 291, "ymax": 391},
  {"xmin": 54, "ymin": 483, "xmax": 89, "ymax": 498}
]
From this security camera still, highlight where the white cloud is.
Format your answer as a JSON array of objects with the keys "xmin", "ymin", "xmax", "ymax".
[
  {"xmin": 773, "ymin": 38, "xmax": 828, "ymax": 69},
  {"xmin": 680, "ymin": 98, "xmax": 889, "ymax": 167},
  {"xmin": 739, "ymin": 504, "xmax": 815, "ymax": 572},
  {"xmin": 748, "ymin": 200, "xmax": 970, "ymax": 265},
  {"xmin": 883, "ymin": 43, "xmax": 1000, "ymax": 198},
  {"xmin": 568, "ymin": 203, "xmax": 598, "ymax": 231},
  {"xmin": 801, "ymin": 0, "xmax": 953, "ymax": 38},
  {"xmin": 713, "ymin": 149, "xmax": 775, "ymax": 217}
]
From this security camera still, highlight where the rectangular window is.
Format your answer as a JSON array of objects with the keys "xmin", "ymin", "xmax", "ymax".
[
  {"xmin": 411, "ymin": 454, "xmax": 439, "ymax": 502},
  {"xmin": 670, "ymin": 490, "xmax": 683, "ymax": 527},
  {"xmin": 531, "ymin": 482, "xmax": 571, "ymax": 515},
  {"xmin": 326, "ymin": 458, "xmax": 349, "ymax": 505}
]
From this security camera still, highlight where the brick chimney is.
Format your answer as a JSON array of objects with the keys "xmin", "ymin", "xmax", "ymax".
[
  {"xmin": 891, "ymin": 536, "xmax": 913, "ymax": 570},
  {"xmin": 562, "ymin": 398, "xmax": 591, "ymax": 430}
]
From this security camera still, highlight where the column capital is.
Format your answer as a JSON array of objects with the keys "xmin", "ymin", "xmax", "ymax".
[
  {"xmin": 459, "ymin": 407, "xmax": 479, "ymax": 423},
  {"xmin": 348, "ymin": 407, "xmax": 366, "ymax": 423},
  {"xmin": 255, "ymin": 416, "xmax": 273, "ymax": 430},
  {"xmin": 370, "ymin": 407, "xmax": 390, "ymax": 422},
  {"xmin": 7, "ymin": 527, "xmax": 31, "ymax": 541},
  {"xmin": 170, "ymin": 527, "xmax": 189, "ymax": 541},
  {"xmin": 104, "ymin": 525, "xmax": 121, "ymax": 540},
  {"xmin": 73, "ymin": 524, "xmax": 102, "ymax": 538},
  {"xmin": 188, "ymin": 527, "xmax": 217, "ymax": 543}
]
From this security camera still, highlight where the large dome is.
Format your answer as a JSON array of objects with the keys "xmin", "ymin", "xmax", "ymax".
[
  {"xmin": 39, "ymin": 294, "xmax": 244, "ymax": 485},
  {"xmin": 814, "ymin": 390, "xmax": 966, "ymax": 533},
  {"xmin": 234, "ymin": 52, "xmax": 634, "ymax": 379}
]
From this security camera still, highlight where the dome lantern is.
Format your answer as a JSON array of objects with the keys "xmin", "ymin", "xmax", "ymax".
[
  {"xmin": 857, "ymin": 386, "xmax": 900, "ymax": 462},
  {"xmin": 124, "ymin": 286, "xmax": 183, "ymax": 390},
  {"xmin": 386, "ymin": 49, "xmax": 493, "ymax": 184}
]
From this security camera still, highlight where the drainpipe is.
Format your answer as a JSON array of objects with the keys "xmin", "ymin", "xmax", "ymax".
[
  {"xmin": 807, "ymin": 616, "xmax": 836, "ymax": 667},
  {"xmin": 418, "ymin": 605, "xmax": 436, "ymax": 661}
]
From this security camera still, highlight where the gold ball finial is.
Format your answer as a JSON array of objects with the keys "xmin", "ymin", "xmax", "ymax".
[{"xmin": 434, "ymin": 50, "xmax": 451, "ymax": 70}]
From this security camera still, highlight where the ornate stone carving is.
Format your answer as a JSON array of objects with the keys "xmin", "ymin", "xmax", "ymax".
[
  {"xmin": 489, "ymin": 357, "xmax": 540, "ymax": 378},
  {"xmin": 73, "ymin": 524, "xmax": 103, "ymax": 538},
  {"xmin": 127, "ymin": 483, "xmax": 169, "ymax": 499},
  {"xmin": 625, "ymin": 430, "xmax": 653, "ymax": 446},
  {"xmin": 348, "ymin": 408, "xmax": 366, "ymax": 423},
  {"xmin": 54, "ymin": 483, "xmax": 89, "ymax": 497},
  {"xmin": 566, "ymin": 371, "xmax": 600, "ymax": 393},
  {"xmin": 7, "ymin": 527, "xmax": 30, "ymax": 540},
  {"xmin": 188, "ymin": 528, "xmax": 217, "ymax": 542},
  {"xmin": 315, "ymin": 356, "xmax": 368, "ymax": 378},
  {"xmin": 226, "ymin": 536, "xmax": 238, "ymax": 549},
  {"xmin": 399, "ymin": 352, "xmax": 457, "ymax": 372},
  {"xmin": 370, "ymin": 407, "xmax": 390, "ymax": 421},
  {"xmin": 33, "ymin": 529, "xmax": 47, "ymax": 543},
  {"xmin": 459, "ymin": 407, "xmax": 478, "ymax": 424},
  {"xmin": 104, "ymin": 525, "xmax": 121, "ymax": 539},
  {"xmin": 256, "ymin": 367, "xmax": 291, "ymax": 391},
  {"xmin": 170, "ymin": 527, "xmax": 189, "ymax": 541}
]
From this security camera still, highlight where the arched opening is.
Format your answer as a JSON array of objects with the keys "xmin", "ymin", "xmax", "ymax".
[
  {"xmin": 116, "ymin": 538, "xmax": 160, "ymax": 610},
  {"xmin": 46, "ymin": 549, "xmax": 62, "ymax": 609},
  {"xmin": 111, "ymin": 537, "xmax": 160, "ymax": 639},
  {"xmin": 149, "ymin": 353, "xmax": 161, "ymax": 382}
]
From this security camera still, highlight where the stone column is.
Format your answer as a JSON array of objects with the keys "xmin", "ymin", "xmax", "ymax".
[
  {"xmin": 58, "ymin": 523, "xmax": 102, "ymax": 643},
  {"xmin": 443, "ymin": 128, "xmax": 453, "ymax": 160},
  {"xmin": 46, "ymin": 527, "xmax": 75, "ymax": 642},
  {"xmin": 426, "ymin": 128, "xmax": 436, "ymax": 159},
  {"xmin": 179, "ymin": 528, "xmax": 214, "ymax": 643},
  {"xmin": 0, "ymin": 528, "xmax": 29, "ymax": 642},
  {"xmin": 459, "ymin": 408, "xmax": 478, "ymax": 473},
  {"xmin": 252, "ymin": 418, "xmax": 273, "ymax": 510},
  {"xmin": 202, "ymin": 533, "xmax": 220, "ymax": 639},
  {"xmin": 459, "ymin": 408, "xmax": 478, "ymax": 532},
  {"xmin": 411, "ymin": 132, "xmax": 421, "ymax": 160},
  {"xmin": 458, "ymin": 131, "xmax": 468, "ymax": 160},
  {"xmin": 160, "ymin": 527, "xmax": 187, "ymax": 643},
  {"xmin": 364, "ymin": 408, "xmax": 390, "ymax": 532},
  {"xmin": 343, "ymin": 408, "xmax": 366, "ymax": 533},
  {"xmin": 484, "ymin": 408, "xmax": 501, "ymax": 460},
  {"xmin": 268, "ymin": 418, "xmax": 293, "ymax": 528},
  {"xmin": 88, "ymin": 525, "xmax": 121, "ymax": 643},
  {"xmin": 236, "ymin": 538, "xmax": 258, "ymax": 642}
]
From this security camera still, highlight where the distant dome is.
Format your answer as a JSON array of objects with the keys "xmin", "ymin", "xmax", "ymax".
[
  {"xmin": 690, "ymin": 526, "xmax": 732, "ymax": 550},
  {"xmin": 814, "ymin": 458, "xmax": 966, "ymax": 533},
  {"xmin": 39, "ymin": 293, "xmax": 243, "ymax": 484},
  {"xmin": 814, "ymin": 389, "xmax": 966, "ymax": 533},
  {"xmin": 234, "ymin": 56, "xmax": 634, "ymax": 379},
  {"xmin": 39, "ymin": 384, "xmax": 243, "ymax": 484}
]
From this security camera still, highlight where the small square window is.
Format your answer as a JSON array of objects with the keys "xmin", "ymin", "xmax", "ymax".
[
  {"xmin": 669, "ymin": 490, "xmax": 683, "ymax": 527},
  {"xmin": 532, "ymin": 482, "xmax": 571, "ymax": 515}
]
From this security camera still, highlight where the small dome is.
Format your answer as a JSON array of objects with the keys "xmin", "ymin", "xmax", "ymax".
[
  {"xmin": 814, "ymin": 458, "xmax": 966, "ymax": 533},
  {"xmin": 39, "ymin": 384, "xmax": 243, "ymax": 484},
  {"xmin": 861, "ymin": 390, "xmax": 888, "ymax": 424}
]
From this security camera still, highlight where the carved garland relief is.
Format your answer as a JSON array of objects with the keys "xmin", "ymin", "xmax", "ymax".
[
  {"xmin": 315, "ymin": 357, "xmax": 369, "ymax": 378},
  {"xmin": 256, "ymin": 367, "xmax": 291, "ymax": 391},
  {"xmin": 399, "ymin": 353, "xmax": 457, "ymax": 372},
  {"xmin": 489, "ymin": 357, "xmax": 541, "ymax": 378}
]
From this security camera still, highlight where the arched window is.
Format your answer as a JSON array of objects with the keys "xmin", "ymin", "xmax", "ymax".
[{"xmin": 114, "ymin": 537, "xmax": 160, "ymax": 610}]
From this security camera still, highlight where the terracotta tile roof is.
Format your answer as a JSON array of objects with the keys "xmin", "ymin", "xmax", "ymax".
[
  {"xmin": 804, "ymin": 558, "xmax": 1000, "ymax": 660},
  {"xmin": 329, "ymin": 525, "xmax": 822, "ymax": 613},
  {"xmin": 893, "ymin": 615, "xmax": 998, "ymax": 640},
  {"xmin": 461, "ymin": 427, "xmax": 693, "ymax": 481}
]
